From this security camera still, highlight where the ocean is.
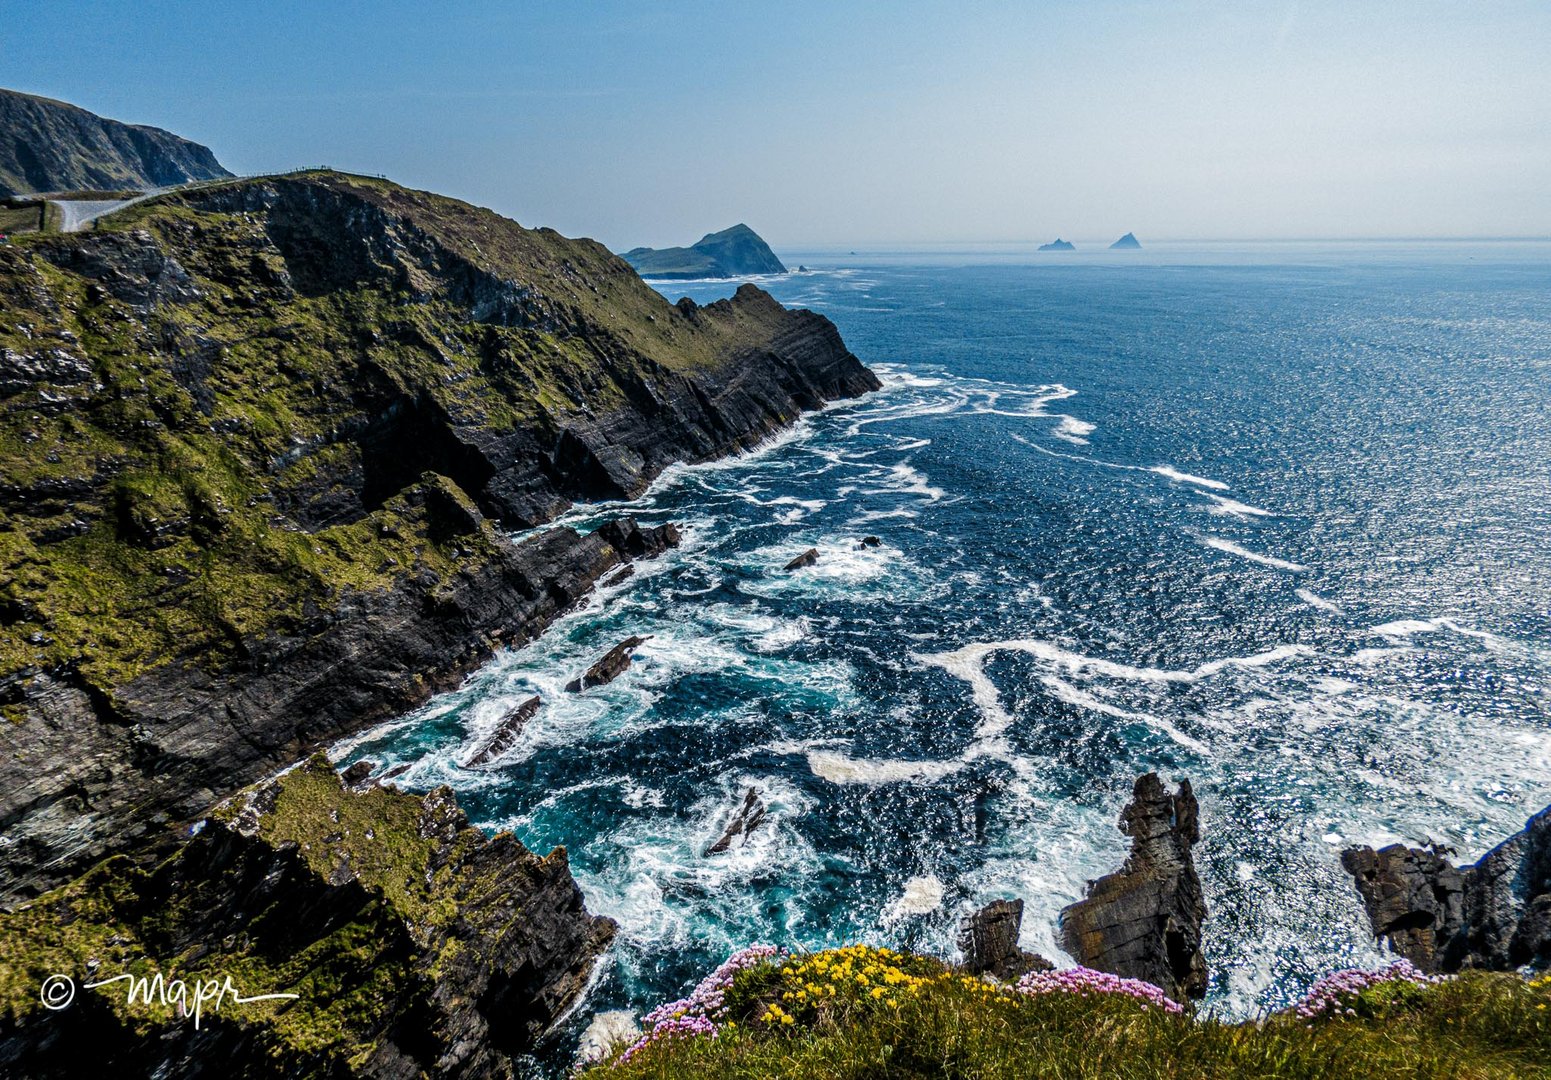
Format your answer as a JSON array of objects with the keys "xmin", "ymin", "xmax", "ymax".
[{"xmin": 336, "ymin": 240, "xmax": 1551, "ymax": 1036}]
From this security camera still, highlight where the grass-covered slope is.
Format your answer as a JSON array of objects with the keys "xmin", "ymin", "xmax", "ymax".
[
  {"xmin": 0, "ymin": 169, "xmax": 876, "ymax": 897},
  {"xmin": 0, "ymin": 87, "xmax": 232, "ymax": 196},
  {"xmin": 586, "ymin": 945, "xmax": 1551, "ymax": 1079}
]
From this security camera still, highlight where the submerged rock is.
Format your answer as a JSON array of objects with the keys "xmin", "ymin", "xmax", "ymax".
[
  {"xmin": 463, "ymin": 695, "xmax": 542, "ymax": 768},
  {"xmin": 784, "ymin": 548, "xmax": 819, "ymax": 571},
  {"xmin": 705, "ymin": 788, "xmax": 767, "ymax": 855},
  {"xmin": 859, "ymin": 535, "xmax": 881, "ymax": 548},
  {"xmin": 0, "ymin": 756, "xmax": 615, "ymax": 1076},
  {"xmin": 566, "ymin": 636, "xmax": 651, "ymax": 692},
  {"xmin": 1058, "ymin": 773, "xmax": 1208, "ymax": 1000},
  {"xmin": 1343, "ymin": 802, "xmax": 1551, "ymax": 972},
  {"xmin": 959, "ymin": 898, "xmax": 1053, "ymax": 980}
]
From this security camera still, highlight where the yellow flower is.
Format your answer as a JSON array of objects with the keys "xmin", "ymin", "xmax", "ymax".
[{"xmin": 780, "ymin": 1014, "xmax": 795, "ymax": 1025}]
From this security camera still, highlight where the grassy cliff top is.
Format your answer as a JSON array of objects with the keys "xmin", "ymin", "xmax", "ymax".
[
  {"xmin": 587, "ymin": 944, "xmax": 1551, "ymax": 1078},
  {"xmin": 0, "ymin": 171, "xmax": 831, "ymax": 690}
]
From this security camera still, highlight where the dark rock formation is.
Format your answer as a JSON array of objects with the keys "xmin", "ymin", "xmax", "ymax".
[
  {"xmin": 0, "ymin": 88, "xmax": 231, "ymax": 195},
  {"xmin": 859, "ymin": 535, "xmax": 881, "ymax": 548},
  {"xmin": 959, "ymin": 899, "xmax": 1054, "ymax": 980},
  {"xmin": 0, "ymin": 757, "xmax": 614, "ymax": 1078},
  {"xmin": 1059, "ymin": 774, "xmax": 1208, "ymax": 1000},
  {"xmin": 0, "ymin": 170, "xmax": 876, "ymax": 901},
  {"xmin": 784, "ymin": 547, "xmax": 819, "ymax": 570},
  {"xmin": 621, "ymin": 223, "xmax": 786, "ymax": 279},
  {"xmin": 705, "ymin": 788, "xmax": 767, "ymax": 855},
  {"xmin": 1342, "ymin": 803, "xmax": 1551, "ymax": 973},
  {"xmin": 1110, "ymin": 232, "xmax": 1142, "ymax": 250},
  {"xmin": 340, "ymin": 758, "xmax": 376, "ymax": 787},
  {"xmin": 463, "ymin": 695, "xmax": 542, "ymax": 768},
  {"xmin": 566, "ymin": 635, "xmax": 651, "ymax": 692},
  {"xmin": 1038, "ymin": 238, "xmax": 1076, "ymax": 252}
]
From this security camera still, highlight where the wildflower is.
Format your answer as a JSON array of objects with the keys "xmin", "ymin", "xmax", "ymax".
[
  {"xmin": 1293, "ymin": 960, "xmax": 1444, "ymax": 1022},
  {"xmin": 1016, "ymin": 966, "xmax": 1184, "ymax": 1015}
]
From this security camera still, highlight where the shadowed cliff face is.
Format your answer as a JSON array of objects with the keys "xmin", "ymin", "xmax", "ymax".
[
  {"xmin": 0, "ymin": 757, "xmax": 614, "ymax": 1078},
  {"xmin": 0, "ymin": 171, "xmax": 878, "ymax": 901},
  {"xmin": 0, "ymin": 88, "xmax": 232, "ymax": 196}
]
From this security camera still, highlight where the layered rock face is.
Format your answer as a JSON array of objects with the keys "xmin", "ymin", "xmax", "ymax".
[
  {"xmin": 959, "ymin": 899, "xmax": 1053, "ymax": 981},
  {"xmin": 0, "ymin": 88, "xmax": 232, "ymax": 195},
  {"xmin": 0, "ymin": 170, "xmax": 878, "ymax": 901},
  {"xmin": 0, "ymin": 757, "xmax": 614, "ymax": 1078},
  {"xmin": 1059, "ymin": 774, "xmax": 1208, "ymax": 1000},
  {"xmin": 1343, "ymin": 803, "xmax": 1551, "ymax": 973}
]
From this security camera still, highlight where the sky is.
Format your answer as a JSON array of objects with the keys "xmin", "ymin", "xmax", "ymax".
[{"xmin": 7, "ymin": 1, "xmax": 1550, "ymax": 247}]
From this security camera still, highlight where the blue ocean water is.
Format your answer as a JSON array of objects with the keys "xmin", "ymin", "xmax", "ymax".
[{"xmin": 338, "ymin": 242, "xmax": 1551, "ymax": 1037}]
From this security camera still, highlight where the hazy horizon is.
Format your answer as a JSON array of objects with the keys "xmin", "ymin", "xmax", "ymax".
[{"xmin": 9, "ymin": 1, "xmax": 1549, "ymax": 248}]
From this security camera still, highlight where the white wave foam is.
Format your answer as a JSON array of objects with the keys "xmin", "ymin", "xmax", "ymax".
[
  {"xmin": 1296, "ymin": 588, "xmax": 1343, "ymax": 613},
  {"xmin": 1200, "ymin": 536, "xmax": 1307, "ymax": 572},
  {"xmin": 883, "ymin": 875, "xmax": 945, "ymax": 922},
  {"xmin": 1369, "ymin": 617, "xmax": 1504, "ymax": 647},
  {"xmin": 578, "ymin": 1011, "xmax": 639, "ymax": 1064},
  {"xmin": 1052, "ymin": 416, "xmax": 1096, "ymax": 445},
  {"xmin": 807, "ymin": 749, "xmax": 963, "ymax": 785},
  {"xmin": 1150, "ymin": 465, "xmax": 1230, "ymax": 490},
  {"xmin": 1206, "ymin": 494, "xmax": 1274, "ymax": 518}
]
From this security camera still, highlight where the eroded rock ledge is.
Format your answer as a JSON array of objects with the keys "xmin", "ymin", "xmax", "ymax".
[
  {"xmin": 1342, "ymin": 802, "xmax": 1551, "ymax": 973},
  {"xmin": 0, "ymin": 756, "xmax": 612, "ymax": 1078}
]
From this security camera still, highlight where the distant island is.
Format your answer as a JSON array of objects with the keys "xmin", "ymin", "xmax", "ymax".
[
  {"xmin": 1038, "ymin": 238, "xmax": 1075, "ymax": 251},
  {"xmin": 621, "ymin": 223, "xmax": 787, "ymax": 279},
  {"xmin": 0, "ymin": 87, "xmax": 231, "ymax": 196},
  {"xmin": 1111, "ymin": 232, "xmax": 1142, "ymax": 249}
]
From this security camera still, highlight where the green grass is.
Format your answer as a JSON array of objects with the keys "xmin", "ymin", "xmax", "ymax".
[
  {"xmin": 0, "ymin": 203, "xmax": 43, "ymax": 235},
  {"xmin": 588, "ymin": 948, "xmax": 1551, "ymax": 1079}
]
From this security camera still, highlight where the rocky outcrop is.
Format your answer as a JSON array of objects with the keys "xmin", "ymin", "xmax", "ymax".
[
  {"xmin": 621, "ymin": 223, "xmax": 786, "ymax": 279},
  {"xmin": 565, "ymin": 635, "xmax": 651, "ymax": 692},
  {"xmin": 0, "ymin": 88, "xmax": 231, "ymax": 195},
  {"xmin": 464, "ymin": 695, "xmax": 543, "ymax": 768},
  {"xmin": 1110, "ymin": 233, "xmax": 1142, "ymax": 250},
  {"xmin": 705, "ymin": 788, "xmax": 767, "ymax": 856},
  {"xmin": 959, "ymin": 899, "xmax": 1053, "ymax": 980},
  {"xmin": 1059, "ymin": 774, "xmax": 1208, "ymax": 1000},
  {"xmin": 1038, "ymin": 239, "xmax": 1075, "ymax": 252},
  {"xmin": 784, "ymin": 548, "xmax": 819, "ymax": 571},
  {"xmin": 0, "ymin": 756, "xmax": 614, "ymax": 1078},
  {"xmin": 1342, "ymin": 803, "xmax": 1551, "ymax": 973},
  {"xmin": 0, "ymin": 170, "xmax": 876, "ymax": 901}
]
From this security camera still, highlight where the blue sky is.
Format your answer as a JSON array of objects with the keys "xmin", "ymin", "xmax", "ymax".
[{"xmin": 8, "ymin": 1, "xmax": 1549, "ymax": 246}]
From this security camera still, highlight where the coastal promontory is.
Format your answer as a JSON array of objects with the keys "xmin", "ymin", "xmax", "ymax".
[{"xmin": 621, "ymin": 223, "xmax": 787, "ymax": 279}]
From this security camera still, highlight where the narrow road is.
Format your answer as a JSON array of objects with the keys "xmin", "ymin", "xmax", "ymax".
[{"xmin": 51, "ymin": 187, "xmax": 172, "ymax": 232}]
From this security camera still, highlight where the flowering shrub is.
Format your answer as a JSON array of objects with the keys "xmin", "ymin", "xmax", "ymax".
[
  {"xmin": 1294, "ymin": 959, "xmax": 1444, "ymax": 1022},
  {"xmin": 615, "ymin": 944, "xmax": 781, "ymax": 1066},
  {"xmin": 768, "ymin": 944, "xmax": 951, "ymax": 1020},
  {"xmin": 1015, "ymin": 966, "xmax": 1184, "ymax": 1015}
]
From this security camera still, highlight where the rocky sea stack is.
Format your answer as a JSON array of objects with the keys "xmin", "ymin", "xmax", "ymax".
[
  {"xmin": 1110, "ymin": 232, "xmax": 1141, "ymax": 249},
  {"xmin": 0, "ymin": 88, "xmax": 232, "ymax": 195},
  {"xmin": 1059, "ymin": 774, "xmax": 1208, "ymax": 1001}
]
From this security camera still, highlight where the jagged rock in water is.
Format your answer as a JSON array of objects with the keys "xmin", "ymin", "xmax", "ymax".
[
  {"xmin": 959, "ymin": 898, "xmax": 1053, "ymax": 980},
  {"xmin": 1038, "ymin": 238, "xmax": 1075, "ymax": 251},
  {"xmin": 0, "ymin": 756, "xmax": 615, "ymax": 1077},
  {"xmin": 784, "ymin": 548, "xmax": 819, "ymax": 571},
  {"xmin": 1110, "ymin": 232, "xmax": 1142, "ymax": 250},
  {"xmin": 1343, "ymin": 802, "xmax": 1551, "ymax": 972},
  {"xmin": 1058, "ymin": 773, "xmax": 1208, "ymax": 1000},
  {"xmin": 565, "ymin": 636, "xmax": 651, "ymax": 692},
  {"xmin": 602, "ymin": 565, "xmax": 635, "ymax": 588},
  {"xmin": 464, "ymin": 695, "xmax": 542, "ymax": 768},
  {"xmin": 340, "ymin": 758, "xmax": 375, "ymax": 788},
  {"xmin": 859, "ymin": 535, "xmax": 881, "ymax": 548},
  {"xmin": 705, "ymin": 788, "xmax": 767, "ymax": 855}
]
